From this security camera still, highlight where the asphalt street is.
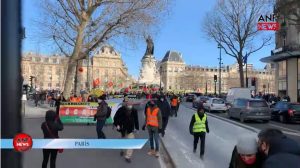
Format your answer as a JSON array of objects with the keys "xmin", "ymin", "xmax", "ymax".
[
  {"xmin": 21, "ymin": 100, "xmax": 300, "ymax": 168},
  {"xmin": 183, "ymin": 102, "xmax": 300, "ymax": 142},
  {"xmin": 160, "ymin": 102, "xmax": 257, "ymax": 168},
  {"xmin": 22, "ymin": 100, "xmax": 163, "ymax": 168}
]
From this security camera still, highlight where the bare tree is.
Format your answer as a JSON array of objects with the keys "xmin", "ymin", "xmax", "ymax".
[
  {"xmin": 203, "ymin": 0, "xmax": 272, "ymax": 87},
  {"xmin": 39, "ymin": 0, "xmax": 170, "ymax": 98}
]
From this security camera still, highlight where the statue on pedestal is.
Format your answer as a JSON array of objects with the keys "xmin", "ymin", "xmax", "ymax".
[
  {"xmin": 145, "ymin": 35, "xmax": 154, "ymax": 56},
  {"xmin": 138, "ymin": 35, "xmax": 160, "ymax": 86}
]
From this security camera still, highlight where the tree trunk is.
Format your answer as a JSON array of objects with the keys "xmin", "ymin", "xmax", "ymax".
[
  {"xmin": 63, "ymin": 61, "xmax": 77, "ymax": 99},
  {"xmin": 238, "ymin": 57, "xmax": 245, "ymax": 88},
  {"xmin": 62, "ymin": 21, "xmax": 88, "ymax": 99}
]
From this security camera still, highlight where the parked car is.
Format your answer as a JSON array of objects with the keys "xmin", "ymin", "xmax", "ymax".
[
  {"xmin": 186, "ymin": 94, "xmax": 197, "ymax": 102},
  {"xmin": 203, "ymin": 98, "xmax": 227, "ymax": 113},
  {"xmin": 189, "ymin": 92, "xmax": 202, "ymax": 97},
  {"xmin": 228, "ymin": 98, "xmax": 271, "ymax": 123},
  {"xmin": 270, "ymin": 101, "xmax": 300, "ymax": 123},
  {"xmin": 193, "ymin": 96, "xmax": 209, "ymax": 108},
  {"xmin": 226, "ymin": 88, "xmax": 251, "ymax": 105}
]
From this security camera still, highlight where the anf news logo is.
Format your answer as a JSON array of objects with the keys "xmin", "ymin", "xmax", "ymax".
[
  {"xmin": 257, "ymin": 14, "xmax": 280, "ymax": 31},
  {"xmin": 13, "ymin": 133, "xmax": 33, "ymax": 152}
]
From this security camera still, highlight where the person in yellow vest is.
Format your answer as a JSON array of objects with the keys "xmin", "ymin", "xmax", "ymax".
[
  {"xmin": 143, "ymin": 100, "xmax": 162, "ymax": 158},
  {"xmin": 189, "ymin": 104, "xmax": 209, "ymax": 159}
]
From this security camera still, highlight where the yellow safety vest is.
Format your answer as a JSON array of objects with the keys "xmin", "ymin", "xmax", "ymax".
[{"xmin": 193, "ymin": 113, "xmax": 207, "ymax": 133}]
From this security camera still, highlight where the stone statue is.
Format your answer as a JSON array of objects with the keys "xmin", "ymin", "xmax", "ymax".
[
  {"xmin": 145, "ymin": 35, "xmax": 154, "ymax": 56},
  {"xmin": 138, "ymin": 35, "xmax": 161, "ymax": 85}
]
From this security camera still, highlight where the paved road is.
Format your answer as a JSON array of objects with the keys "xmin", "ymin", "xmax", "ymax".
[
  {"xmin": 22, "ymin": 100, "xmax": 164, "ymax": 168},
  {"xmin": 160, "ymin": 102, "xmax": 258, "ymax": 168},
  {"xmin": 183, "ymin": 102, "xmax": 300, "ymax": 142},
  {"xmin": 22, "ymin": 99, "xmax": 300, "ymax": 168}
]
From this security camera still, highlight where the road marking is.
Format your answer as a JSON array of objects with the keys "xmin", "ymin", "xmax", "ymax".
[
  {"xmin": 183, "ymin": 103, "xmax": 260, "ymax": 133},
  {"xmin": 268, "ymin": 123, "xmax": 300, "ymax": 134},
  {"xmin": 281, "ymin": 131, "xmax": 300, "ymax": 137},
  {"xmin": 183, "ymin": 103, "xmax": 300, "ymax": 138}
]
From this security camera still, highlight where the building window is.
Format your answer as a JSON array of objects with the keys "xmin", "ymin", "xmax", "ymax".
[
  {"xmin": 56, "ymin": 83, "xmax": 60, "ymax": 87},
  {"xmin": 48, "ymin": 83, "xmax": 52, "ymax": 87},
  {"xmin": 35, "ymin": 57, "xmax": 41, "ymax": 62},
  {"xmin": 44, "ymin": 58, "xmax": 49, "ymax": 63},
  {"xmin": 52, "ymin": 58, "xmax": 57, "ymax": 64},
  {"xmin": 278, "ymin": 60, "xmax": 286, "ymax": 77},
  {"xmin": 278, "ymin": 80, "xmax": 287, "ymax": 91}
]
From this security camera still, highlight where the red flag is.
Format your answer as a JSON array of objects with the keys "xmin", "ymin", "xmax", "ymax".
[
  {"xmin": 93, "ymin": 78, "xmax": 100, "ymax": 87},
  {"xmin": 108, "ymin": 81, "xmax": 113, "ymax": 87}
]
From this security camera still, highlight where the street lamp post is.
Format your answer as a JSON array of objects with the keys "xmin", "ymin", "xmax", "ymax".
[
  {"xmin": 244, "ymin": 52, "xmax": 249, "ymax": 88},
  {"xmin": 74, "ymin": 60, "xmax": 79, "ymax": 95},
  {"xmin": 214, "ymin": 81, "xmax": 217, "ymax": 95},
  {"xmin": 205, "ymin": 81, "xmax": 208, "ymax": 95},
  {"xmin": 218, "ymin": 43, "xmax": 223, "ymax": 95}
]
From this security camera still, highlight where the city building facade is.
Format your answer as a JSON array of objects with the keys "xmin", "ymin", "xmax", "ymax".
[
  {"xmin": 21, "ymin": 53, "xmax": 69, "ymax": 90},
  {"xmin": 161, "ymin": 51, "xmax": 275, "ymax": 94},
  {"xmin": 261, "ymin": 0, "xmax": 300, "ymax": 102},
  {"xmin": 21, "ymin": 45, "xmax": 133, "ymax": 92}
]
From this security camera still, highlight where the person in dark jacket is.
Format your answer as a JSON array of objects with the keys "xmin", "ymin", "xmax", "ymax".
[
  {"xmin": 52, "ymin": 94, "xmax": 66, "ymax": 115},
  {"xmin": 189, "ymin": 104, "xmax": 209, "ymax": 158},
  {"xmin": 41, "ymin": 110, "xmax": 64, "ymax": 168},
  {"xmin": 94, "ymin": 94, "xmax": 109, "ymax": 139},
  {"xmin": 156, "ymin": 95, "xmax": 171, "ymax": 137},
  {"xmin": 114, "ymin": 97, "xmax": 139, "ymax": 163},
  {"xmin": 258, "ymin": 128, "xmax": 300, "ymax": 168},
  {"xmin": 229, "ymin": 135, "xmax": 263, "ymax": 168}
]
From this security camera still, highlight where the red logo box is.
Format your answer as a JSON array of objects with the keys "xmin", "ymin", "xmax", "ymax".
[{"xmin": 257, "ymin": 22, "xmax": 280, "ymax": 31}]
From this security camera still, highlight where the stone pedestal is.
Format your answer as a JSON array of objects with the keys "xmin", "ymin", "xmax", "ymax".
[{"xmin": 138, "ymin": 54, "xmax": 160, "ymax": 85}]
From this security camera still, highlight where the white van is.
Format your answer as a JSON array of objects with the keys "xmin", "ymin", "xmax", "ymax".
[{"xmin": 226, "ymin": 88, "xmax": 251, "ymax": 105}]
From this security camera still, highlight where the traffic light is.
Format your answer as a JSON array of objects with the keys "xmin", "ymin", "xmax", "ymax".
[
  {"xmin": 29, "ymin": 76, "xmax": 33, "ymax": 86},
  {"xmin": 251, "ymin": 77, "xmax": 256, "ymax": 86},
  {"xmin": 214, "ymin": 75, "xmax": 217, "ymax": 82}
]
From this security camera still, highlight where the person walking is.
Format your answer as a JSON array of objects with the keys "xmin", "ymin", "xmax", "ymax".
[
  {"xmin": 257, "ymin": 128, "xmax": 300, "ymax": 168},
  {"xmin": 52, "ymin": 94, "xmax": 66, "ymax": 115},
  {"xmin": 41, "ymin": 110, "xmax": 64, "ymax": 168},
  {"xmin": 156, "ymin": 95, "xmax": 171, "ymax": 137},
  {"xmin": 170, "ymin": 94, "xmax": 178, "ymax": 117},
  {"xmin": 94, "ymin": 94, "xmax": 111, "ymax": 139},
  {"xmin": 176, "ymin": 95, "xmax": 181, "ymax": 114},
  {"xmin": 34, "ymin": 91, "xmax": 40, "ymax": 107},
  {"xmin": 143, "ymin": 100, "xmax": 162, "ymax": 158},
  {"xmin": 189, "ymin": 104, "xmax": 209, "ymax": 158},
  {"xmin": 229, "ymin": 135, "xmax": 263, "ymax": 168},
  {"xmin": 113, "ymin": 97, "xmax": 139, "ymax": 163}
]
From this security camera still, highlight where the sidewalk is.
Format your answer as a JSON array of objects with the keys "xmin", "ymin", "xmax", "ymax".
[
  {"xmin": 22, "ymin": 100, "xmax": 165, "ymax": 168},
  {"xmin": 23, "ymin": 100, "xmax": 55, "ymax": 118}
]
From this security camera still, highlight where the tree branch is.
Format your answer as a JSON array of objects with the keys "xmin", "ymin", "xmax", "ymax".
[{"xmin": 53, "ymin": 36, "xmax": 70, "ymax": 57}]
